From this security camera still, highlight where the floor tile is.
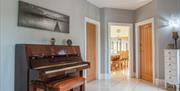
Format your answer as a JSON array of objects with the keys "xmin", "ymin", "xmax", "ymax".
[
  {"xmin": 87, "ymin": 79, "xmax": 166, "ymax": 91},
  {"xmin": 87, "ymin": 69, "xmax": 167, "ymax": 91}
]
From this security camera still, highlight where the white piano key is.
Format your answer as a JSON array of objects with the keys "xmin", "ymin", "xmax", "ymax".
[{"xmin": 45, "ymin": 64, "xmax": 88, "ymax": 74}]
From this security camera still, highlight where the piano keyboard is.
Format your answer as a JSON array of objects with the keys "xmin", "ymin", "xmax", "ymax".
[
  {"xmin": 34, "ymin": 62, "xmax": 80, "ymax": 70},
  {"xmin": 45, "ymin": 64, "xmax": 88, "ymax": 74}
]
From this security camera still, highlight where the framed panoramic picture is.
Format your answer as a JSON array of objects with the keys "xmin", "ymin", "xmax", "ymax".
[{"xmin": 18, "ymin": 1, "xmax": 70, "ymax": 33}]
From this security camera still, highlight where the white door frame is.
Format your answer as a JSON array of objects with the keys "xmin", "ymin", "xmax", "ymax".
[
  {"xmin": 84, "ymin": 17, "xmax": 101, "ymax": 80},
  {"xmin": 107, "ymin": 23, "xmax": 134, "ymax": 79},
  {"xmin": 135, "ymin": 18, "xmax": 155, "ymax": 84}
]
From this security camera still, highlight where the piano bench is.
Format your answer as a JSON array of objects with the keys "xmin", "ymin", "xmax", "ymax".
[{"xmin": 52, "ymin": 77, "xmax": 85, "ymax": 91}]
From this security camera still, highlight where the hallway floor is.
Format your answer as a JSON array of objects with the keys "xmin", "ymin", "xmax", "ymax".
[
  {"xmin": 87, "ymin": 78, "xmax": 166, "ymax": 91},
  {"xmin": 87, "ymin": 69, "xmax": 166, "ymax": 91}
]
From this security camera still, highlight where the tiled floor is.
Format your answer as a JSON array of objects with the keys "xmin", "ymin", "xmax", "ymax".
[
  {"xmin": 87, "ymin": 78, "xmax": 166, "ymax": 91},
  {"xmin": 87, "ymin": 69, "xmax": 167, "ymax": 91}
]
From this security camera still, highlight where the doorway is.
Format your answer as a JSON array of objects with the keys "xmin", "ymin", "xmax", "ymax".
[
  {"xmin": 140, "ymin": 23, "xmax": 153, "ymax": 82},
  {"xmin": 108, "ymin": 23, "xmax": 134, "ymax": 79},
  {"xmin": 135, "ymin": 18, "xmax": 155, "ymax": 84},
  {"xmin": 85, "ymin": 17, "xmax": 101, "ymax": 81},
  {"xmin": 86, "ymin": 22, "xmax": 97, "ymax": 81}
]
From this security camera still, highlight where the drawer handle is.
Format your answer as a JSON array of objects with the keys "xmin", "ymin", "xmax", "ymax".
[
  {"xmin": 169, "ymin": 77, "xmax": 172, "ymax": 79},
  {"xmin": 169, "ymin": 71, "xmax": 171, "ymax": 73},
  {"xmin": 169, "ymin": 64, "xmax": 172, "ymax": 66}
]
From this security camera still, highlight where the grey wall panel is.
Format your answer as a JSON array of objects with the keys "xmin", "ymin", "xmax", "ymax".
[
  {"xmin": 105, "ymin": 8, "xmax": 135, "ymax": 23},
  {"xmin": 100, "ymin": 8, "xmax": 135, "ymax": 73},
  {"xmin": 0, "ymin": 0, "xmax": 2, "ymax": 90},
  {"xmin": 155, "ymin": 0, "xmax": 180, "ymax": 79},
  {"xmin": 100, "ymin": 8, "xmax": 106, "ymax": 73},
  {"xmin": 135, "ymin": 1, "xmax": 156, "ymax": 22}
]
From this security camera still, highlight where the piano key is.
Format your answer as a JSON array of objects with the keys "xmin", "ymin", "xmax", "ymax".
[
  {"xmin": 34, "ymin": 62, "xmax": 80, "ymax": 70},
  {"xmin": 45, "ymin": 64, "xmax": 88, "ymax": 74}
]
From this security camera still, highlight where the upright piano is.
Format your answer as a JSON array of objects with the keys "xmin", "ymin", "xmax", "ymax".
[{"xmin": 15, "ymin": 44, "xmax": 90, "ymax": 91}]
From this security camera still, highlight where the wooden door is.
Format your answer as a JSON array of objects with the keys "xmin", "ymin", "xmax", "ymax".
[
  {"xmin": 139, "ymin": 23, "xmax": 153, "ymax": 82},
  {"xmin": 86, "ymin": 22, "xmax": 97, "ymax": 81}
]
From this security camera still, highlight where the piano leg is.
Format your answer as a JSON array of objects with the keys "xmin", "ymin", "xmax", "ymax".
[
  {"xmin": 44, "ymin": 85, "xmax": 48, "ymax": 91},
  {"xmin": 32, "ymin": 85, "xmax": 37, "ymax": 91},
  {"xmin": 80, "ymin": 84, "xmax": 85, "ymax": 91}
]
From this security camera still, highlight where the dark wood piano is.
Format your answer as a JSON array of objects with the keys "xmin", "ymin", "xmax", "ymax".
[{"xmin": 15, "ymin": 44, "xmax": 90, "ymax": 91}]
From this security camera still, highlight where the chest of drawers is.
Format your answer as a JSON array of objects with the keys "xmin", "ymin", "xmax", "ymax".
[{"xmin": 164, "ymin": 49, "xmax": 180, "ymax": 91}]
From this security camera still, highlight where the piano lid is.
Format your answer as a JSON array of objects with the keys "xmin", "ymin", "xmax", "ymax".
[
  {"xmin": 23, "ymin": 44, "xmax": 83, "ymax": 69},
  {"xmin": 25, "ymin": 44, "xmax": 81, "ymax": 57}
]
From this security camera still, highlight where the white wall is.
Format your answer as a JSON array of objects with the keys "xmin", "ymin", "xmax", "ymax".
[{"xmin": 0, "ymin": 0, "xmax": 100, "ymax": 91}]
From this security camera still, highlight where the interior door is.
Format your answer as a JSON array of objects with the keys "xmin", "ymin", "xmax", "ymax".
[
  {"xmin": 139, "ymin": 23, "xmax": 153, "ymax": 82},
  {"xmin": 86, "ymin": 22, "xmax": 97, "ymax": 82}
]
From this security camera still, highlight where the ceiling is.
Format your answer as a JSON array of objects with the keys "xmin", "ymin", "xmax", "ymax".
[{"xmin": 87, "ymin": 0, "xmax": 153, "ymax": 10}]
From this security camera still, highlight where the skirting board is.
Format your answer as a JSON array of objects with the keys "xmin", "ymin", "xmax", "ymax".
[
  {"xmin": 130, "ymin": 72, "xmax": 136, "ymax": 78},
  {"xmin": 155, "ymin": 79, "xmax": 165, "ymax": 89},
  {"xmin": 100, "ymin": 73, "xmax": 136, "ymax": 80},
  {"xmin": 100, "ymin": 74, "xmax": 111, "ymax": 80},
  {"xmin": 100, "ymin": 74, "xmax": 165, "ymax": 89}
]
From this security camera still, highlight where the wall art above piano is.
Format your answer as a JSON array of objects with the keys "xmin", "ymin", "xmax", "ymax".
[{"xmin": 18, "ymin": 1, "xmax": 70, "ymax": 33}]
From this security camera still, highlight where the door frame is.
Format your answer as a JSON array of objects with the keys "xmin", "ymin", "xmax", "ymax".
[
  {"xmin": 84, "ymin": 17, "xmax": 101, "ymax": 80},
  {"xmin": 107, "ymin": 23, "xmax": 134, "ymax": 79},
  {"xmin": 135, "ymin": 18, "xmax": 155, "ymax": 84}
]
